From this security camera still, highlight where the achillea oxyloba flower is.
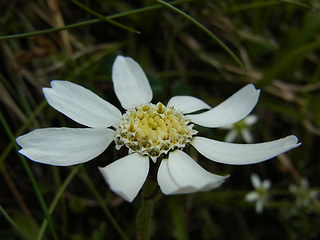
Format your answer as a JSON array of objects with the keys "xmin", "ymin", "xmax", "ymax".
[
  {"xmin": 16, "ymin": 55, "xmax": 300, "ymax": 202},
  {"xmin": 220, "ymin": 114, "xmax": 258, "ymax": 143},
  {"xmin": 245, "ymin": 173, "xmax": 271, "ymax": 214}
]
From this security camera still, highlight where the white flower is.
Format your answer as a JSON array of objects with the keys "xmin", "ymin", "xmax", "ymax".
[
  {"xmin": 220, "ymin": 114, "xmax": 258, "ymax": 143},
  {"xmin": 16, "ymin": 55, "xmax": 301, "ymax": 202},
  {"xmin": 289, "ymin": 178, "xmax": 319, "ymax": 209},
  {"xmin": 245, "ymin": 174, "xmax": 271, "ymax": 214}
]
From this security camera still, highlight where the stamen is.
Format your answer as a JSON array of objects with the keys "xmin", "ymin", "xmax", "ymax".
[{"xmin": 114, "ymin": 102, "xmax": 197, "ymax": 160}]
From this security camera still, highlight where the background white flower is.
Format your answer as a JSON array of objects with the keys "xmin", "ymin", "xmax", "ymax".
[
  {"xmin": 289, "ymin": 178, "xmax": 319, "ymax": 210},
  {"xmin": 16, "ymin": 55, "xmax": 301, "ymax": 202},
  {"xmin": 245, "ymin": 173, "xmax": 271, "ymax": 214},
  {"xmin": 220, "ymin": 114, "xmax": 258, "ymax": 143}
]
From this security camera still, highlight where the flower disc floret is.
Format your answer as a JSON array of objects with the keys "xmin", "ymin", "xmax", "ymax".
[{"xmin": 114, "ymin": 102, "xmax": 197, "ymax": 159}]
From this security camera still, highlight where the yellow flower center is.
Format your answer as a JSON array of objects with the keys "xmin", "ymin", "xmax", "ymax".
[{"xmin": 114, "ymin": 102, "xmax": 197, "ymax": 160}]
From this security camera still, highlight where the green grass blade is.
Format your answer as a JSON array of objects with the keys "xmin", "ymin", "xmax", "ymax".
[
  {"xmin": 157, "ymin": 0, "xmax": 244, "ymax": 68},
  {"xmin": 223, "ymin": 0, "xmax": 310, "ymax": 13},
  {"xmin": 279, "ymin": 0, "xmax": 310, "ymax": 8},
  {"xmin": 223, "ymin": 1, "xmax": 280, "ymax": 13},
  {"xmin": 0, "ymin": 111, "xmax": 58, "ymax": 240},
  {"xmin": 37, "ymin": 165, "xmax": 81, "ymax": 240},
  {"xmin": 0, "ymin": 0, "xmax": 194, "ymax": 41},
  {"xmin": 0, "ymin": 205, "xmax": 32, "ymax": 240},
  {"xmin": 0, "ymin": 100, "xmax": 47, "ymax": 169},
  {"xmin": 258, "ymin": 41, "xmax": 320, "ymax": 87},
  {"xmin": 169, "ymin": 199, "xmax": 190, "ymax": 240},
  {"xmin": 80, "ymin": 168, "xmax": 129, "ymax": 240},
  {"xmin": 70, "ymin": 0, "xmax": 140, "ymax": 34}
]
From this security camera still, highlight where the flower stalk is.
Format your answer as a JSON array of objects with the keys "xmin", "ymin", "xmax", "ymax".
[{"xmin": 136, "ymin": 178, "xmax": 162, "ymax": 240}]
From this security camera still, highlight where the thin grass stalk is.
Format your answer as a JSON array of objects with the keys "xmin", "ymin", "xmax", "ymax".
[
  {"xmin": 80, "ymin": 167, "xmax": 129, "ymax": 240},
  {"xmin": 70, "ymin": 0, "xmax": 140, "ymax": 34},
  {"xmin": 0, "ymin": 205, "xmax": 32, "ymax": 240},
  {"xmin": 157, "ymin": 0, "xmax": 244, "ymax": 68},
  {"xmin": 0, "ymin": 111, "xmax": 58, "ymax": 240},
  {"xmin": 37, "ymin": 165, "xmax": 81, "ymax": 240},
  {"xmin": 0, "ymin": 100, "xmax": 47, "ymax": 168},
  {"xmin": 0, "ymin": 0, "xmax": 194, "ymax": 41}
]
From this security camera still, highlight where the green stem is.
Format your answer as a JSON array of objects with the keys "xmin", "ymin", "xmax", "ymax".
[{"xmin": 136, "ymin": 180, "xmax": 162, "ymax": 240}]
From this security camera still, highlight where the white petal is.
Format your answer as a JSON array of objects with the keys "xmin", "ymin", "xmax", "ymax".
[
  {"xmin": 16, "ymin": 128, "xmax": 115, "ymax": 166},
  {"xmin": 300, "ymin": 178, "xmax": 309, "ymax": 188},
  {"xmin": 245, "ymin": 192, "xmax": 259, "ymax": 202},
  {"xmin": 192, "ymin": 135, "xmax": 301, "ymax": 165},
  {"xmin": 256, "ymin": 201, "xmax": 264, "ymax": 214},
  {"xmin": 219, "ymin": 124, "xmax": 232, "ymax": 130},
  {"xmin": 225, "ymin": 130, "xmax": 238, "ymax": 142},
  {"xmin": 167, "ymin": 96, "xmax": 211, "ymax": 114},
  {"xmin": 186, "ymin": 84, "xmax": 260, "ymax": 128},
  {"xmin": 99, "ymin": 153, "xmax": 149, "ymax": 202},
  {"xmin": 251, "ymin": 174, "xmax": 261, "ymax": 188},
  {"xmin": 112, "ymin": 56, "xmax": 152, "ymax": 110},
  {"xmin": 262, "ymin": 180, "xmax": 271, "ymax": 189},
  {"xmin": 157, "ymin": 159, "xmax": 180, "ymax": 194},
  {"xmin": 243, "ymin": 114, "xmax": 258, "ymax": 126},
  {"xmin": 43, "ymin": 81, "xmax": 122, "ymax": 128},
  {"xmin": 241, "ymin": 129, "xmax": 253, "ymax": 143},
  {"xmin": 162, "ymin": 150, "xmax": 228, "ymax": 194}
]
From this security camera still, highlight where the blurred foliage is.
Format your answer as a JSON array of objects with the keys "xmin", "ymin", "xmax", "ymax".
[{"xmin": 1, "ymin": 0, "xmax": 320, "ymax": 239}]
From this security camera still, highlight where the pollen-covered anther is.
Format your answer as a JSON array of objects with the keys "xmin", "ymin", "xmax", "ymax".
[{"xmin": 114, "ymin": 102, "xmax": 197, "ymax": 160}]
